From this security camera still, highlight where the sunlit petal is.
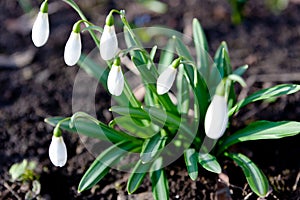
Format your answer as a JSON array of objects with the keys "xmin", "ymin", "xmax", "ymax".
[
  {"xmin": 204, "ymin": 95, "xmax": 228, "ymax": 139},
  {"xmin": 157, "ymin": 66, "xmax": 177, "ymax": 95}
]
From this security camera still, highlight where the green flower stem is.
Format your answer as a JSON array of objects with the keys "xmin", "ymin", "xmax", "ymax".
[
  {"xmin": 53, "ymin": 117, "xmax": 71, "ymax": 137},
  {"xmin": 73, "ymin": 19, "xmax": 95, "ymax": 33},
  {"xmin": 62, "ymin": 0, "xmax": 99, "ymax": 47},
  {"xmin": 62, "ymin": 1, "xmax": 140, "ymax": 108},
  {"xmin": 120, "ymin": 12, "xmax": 177, "ymax": 112}
]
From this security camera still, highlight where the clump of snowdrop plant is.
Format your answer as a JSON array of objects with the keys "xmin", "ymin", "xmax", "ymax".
[{"xmin": 31, "ymin": 0, "xmax": 300, "ymax": 199}]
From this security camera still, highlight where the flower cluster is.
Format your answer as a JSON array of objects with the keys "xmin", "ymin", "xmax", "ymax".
[
  {"xmin": 32, "ymin": 2, "xmax": 124, "ymax": 166},
  {"xmin": 32, "ymin": 2, "xmax": 230, "ymax": 166}
]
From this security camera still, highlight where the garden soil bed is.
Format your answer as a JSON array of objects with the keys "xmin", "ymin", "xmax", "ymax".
[{"xmin": 0, "ymin": 0, "xmax": 300, "ymax": 199}]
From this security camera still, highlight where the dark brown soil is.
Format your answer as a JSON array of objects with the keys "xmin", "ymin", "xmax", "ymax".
[{"xmin": 0, "ymin": 0, "xmax": 299, "ymax": 199}]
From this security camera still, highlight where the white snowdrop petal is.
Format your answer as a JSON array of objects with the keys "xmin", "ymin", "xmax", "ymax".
[
  {"xmin": 107, "ymin": 65, "xmax": 124, "ymax": 96},
  {"xmin": 49, "ymin": 136, "xmax": 67, "ymax": 167},
  {"xmin": 64, "ymin": 32, "xmax": 82, "ymax": 66},
  {"xmin": 100, "ymin": 25, "xmax": 118, "ymax": 60},
  {"xmin": 157, "ymin": 66, "xmax": 177, "ymax": 95},
  {"xmin": 204, "ymin": 95, "xmax": 228, "ymax": 139},
  {"xmin": 32, "ymin": 12, "xmax": 49, "ymax": 47}
]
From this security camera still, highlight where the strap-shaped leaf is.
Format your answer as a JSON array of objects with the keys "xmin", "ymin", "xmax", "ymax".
[
  {"xmin": 127, "ymin": 160, "xmax": 152, "ymax": 194},
  {"xmin": 229, "ymin": 84, "xmax": 300, "ymax": 116},
  {"xmin": 218, "ymin": 120, "xmax": 300, "ymax": 154},
  {"xmin": 45, "ymin": 117, "xmax": 139, "ymax": 144},
  {"xmin": 174, "ymin": 36, "xmax": 194, "ymax": 62},
  {"xmin": 111, "ymin": 116, "xmax": 155, "ymax": 138},
  {"xmin": 198, "ymin": 153, "xmax": 221, "ymax": 174},
  {"xmin": 214, "ymin": 42, "xmax": 232, "ymax": 78},
  {"xmin": 176, "ymin": 65, "xmax": 190, "ymax": 114},
  {"xmin": 110, "ymin": 106, "xmax": 196, "ymax": 139},
  {"xmin": 233, "ymin": 64, "xmax": 248, "ymax": 76},
  {"xmin": 225, "ymin": 152, "xmax": 269, "ymax": 197},
  {"xmin": 150, "ymin": 158, "xmax": 169, "ymax": 200},
  {"xmin": 110, "ymin": 106, "xmax": 151, "ymax": 121},
  {"xmin": 193, "ymin": 18, "xmax": 209, "ymax": 76},
  {"xmin": 141, "ymin": 133, "xmax": 167, "ymax": 163},
  {"xmin": 78, "ymin": 141, "xmax": 139, "ymax": 192},
  {"xmin": 158, "ymin": 38, "xmax": 175, "ymax": 73},
  {"xmin": 150, "ymin": 45, "xmax": 157, "ymax": 61},
  {"xmin": 183, "ymin": 63, "xmax": 210, "ymax": 125},
  {"xmin": 184, "ymin": 148, "xmax": 198, "ymax": 180}
]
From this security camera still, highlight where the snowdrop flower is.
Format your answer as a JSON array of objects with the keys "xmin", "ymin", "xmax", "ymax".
[
  {"xmin": 64, "ymin": 21, "xmax": 82, "ymax": 66},
  {"xmin": 107, "ymin": 58, "xmax": 124, "ymax": 96},
  {"xmin": 156, "ymin": 57, "xmax": 181, "ymax": 95},
  {"xmin": 32, "ymin": 0, "xmax": 49, "ymax": 47},
  {"xmin": 100, "ymin": 13, "xmax": 118, "ymax": 60},
  {"xmin": 204, "ymin": 82, "xmax": 228, "ymax": 139},
  {"xmin": 49, "ymin": 127, "xmax": 67, "ymax": 167}
]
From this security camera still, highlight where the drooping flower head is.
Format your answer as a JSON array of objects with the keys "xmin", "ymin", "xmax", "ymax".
[
  {"xmin": 157, "ymin": 57, "xmax": 181, "ymax": 95},
  {"xmin": 107, "ymin": 57, "xmax": 124, "ymax": 96},
  {"xmin": 49, "ymin": 126, "xmax": 67, "ymax": 167},
  {"xmin": 32, "ymin": 0, "xmax": 49, "ymax": 47},
  {"xmin": 204, "ymin": 80, "xmax": 228, "ymax": 139},
  {"xmin": 64, "ymin": 21, "xmax": 82, "ymax": 66},
  {"xmin": 100, "ymin": 13, "xmax": 118, "ymax": 60}
]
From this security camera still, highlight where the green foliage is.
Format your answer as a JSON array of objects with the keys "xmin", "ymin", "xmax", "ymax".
[
  {"xmin": 9, "ymin": 160, "xmax": 41, "ymax": 200},
  {"xmin": 9, "ymin": 160, "xmax": 38, "ymax": 182},
  {"xmin": 41, "ymin": 1, "xmax": 300, "ymax": 198}
]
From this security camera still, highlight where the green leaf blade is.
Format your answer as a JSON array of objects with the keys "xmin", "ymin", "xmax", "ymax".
[
  {"xmin": 193, "ymin": 18, "xmax": 209, "ymax": 77},
  {"xmin": 229, "ymin": 84, "xmax": 300, "ymax": 116},
  {"xmin": 127, "ymin": 160, "xmax": 152, "ymax": 194},
  {"xmin": 141, "ymin": 134, "xmax": 167, "ymax": 163},
  {"xmin": 45, "ymin": 116, "xmax": 139, "ymax": 144},
  {"xmin": 184, "ymin": 149, "xmax": 198, "ymax": 180},
  {"xmin": 218, "ymin": 120, "xmax": 300, "ymax": 154},
  {"xmin": 150, "ymin": 158, "xmax": 169, "ymax": 200},
  {"xmin": 198, "ymin": 153, "xmax": 222, "ymax": 174},
  {"xmin": 225, "ymin": 153, "xmax": 269, "ymax": 197},
  {"xmin": 78, "ymin": 141, "xmax": 138, "ymax": 192}
]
